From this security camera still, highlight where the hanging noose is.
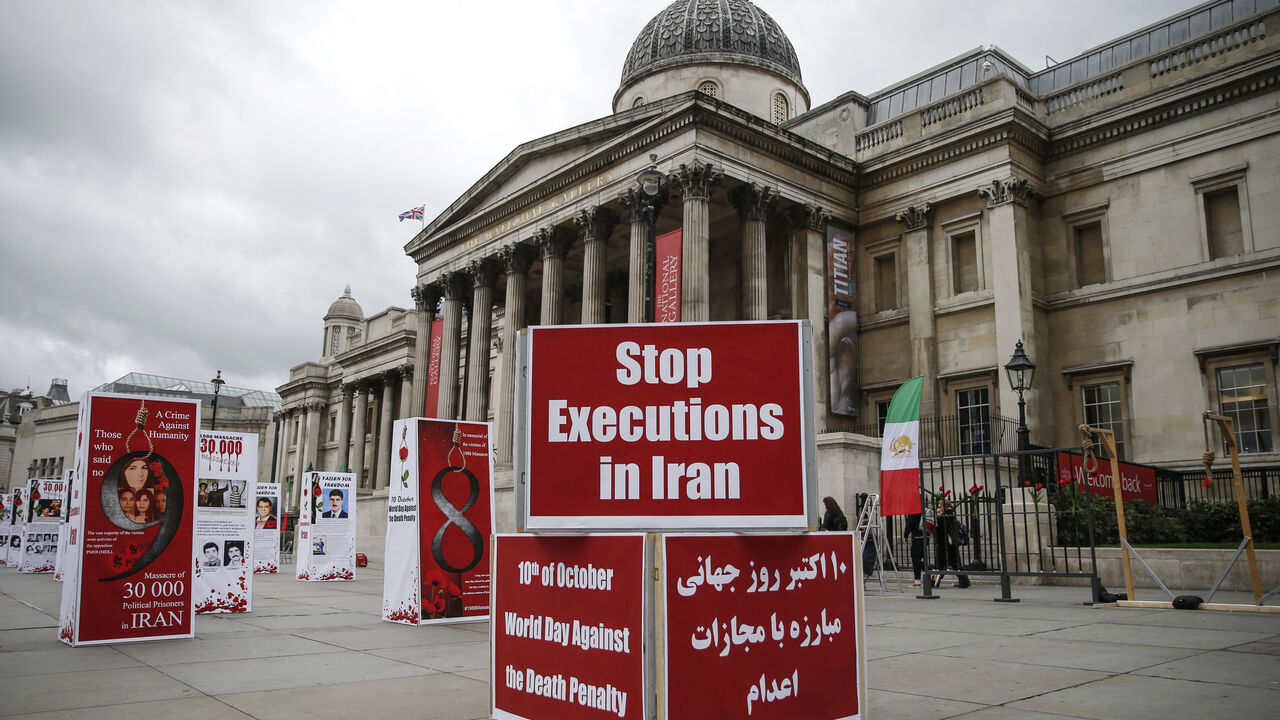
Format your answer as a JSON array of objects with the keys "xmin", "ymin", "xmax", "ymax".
[{"xmin": 125, "ymin": 401, "xmax": 154, "ymax": 459}]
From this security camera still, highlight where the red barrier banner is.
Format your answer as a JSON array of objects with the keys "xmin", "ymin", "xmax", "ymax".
[
  {"xmin": 58, "ymin": 393, "xmax": 200, "ymax": 645},
  {"xmin": 1055, "ymin": 452, "xmax": 1158, "ymax": 505},
  {"xmin": 522, "ymin": 321, "xmax": 812, "ymax": 530},
  {"xmin": 655, "ymin": 229, "xmax": 682, "ymax": 323},
  {"xmin": 425, "ymin": 317, "xmax": 445, "ymax": 417},
  {"xmin": 663, "ymin": 533, "xmax": 863, "ymax": 720},
  {"xmin": 492, "ymin": 534, "xmax": 647, "ymax": 720}
]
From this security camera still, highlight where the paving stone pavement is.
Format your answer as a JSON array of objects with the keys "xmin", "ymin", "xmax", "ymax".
[{"xmin": 1, "ymin": 566, "xmax": 1276, "ymax": 719}]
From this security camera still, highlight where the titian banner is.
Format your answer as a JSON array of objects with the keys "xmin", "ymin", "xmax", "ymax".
[
  {"xmin": 1055, "ymin": 451, "xmax": 1158, "ymax": 505},
  {"xmin": 663, "ymin": 533, "xmax": 865, "ymax": 720},
  {"xmin": 518, "ymin": 321, "xmax": 815, "ymax": 531},
  {"xmin": 58, "ymin": 392, "xmax": 200, "ymax": 646},
  {"xmin": 425, "ymin": 317, "xmax": 445, "ymax": 416},
  {"xmin": 492, "ymin": 534, "xmax": 648, "ymax": 720},
  {"xmin": 826, "ymin": 225, "xmax": 859, "ymax": 417},
  {"xmin": 383, "ymin": 418, "xmax": 494, "ymax": 625},
  {"xmin": 655, "ymin": 229, "xmax": 682, "ymax": 323}
]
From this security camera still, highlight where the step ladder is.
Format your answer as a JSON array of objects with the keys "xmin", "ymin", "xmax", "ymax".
[{"xmin": 856, "ymin": 494, "xmax": 902, "ymax": 595}]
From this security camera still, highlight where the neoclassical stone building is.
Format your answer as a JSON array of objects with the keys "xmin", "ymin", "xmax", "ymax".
[{"xmin": 283, "ymin": 0, "xmax": 1279, "ymax": 534}]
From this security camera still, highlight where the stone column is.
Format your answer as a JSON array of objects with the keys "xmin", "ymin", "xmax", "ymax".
[
  {"xmin": 409, "ymin": 284, "xmax": 442, "ymax": 417},
  {"xmin": 671, "ymin": 162, "xmax": 722, "ymax": 322},
  {"xmin": 575, "ymin": 207, "xmax": 620, "ymax": 324},
  {"xmin": 979, "ymin": 177, "xmax": 1037, "ymax": 430},
  {"xmin": 495, "ymin": 242, "xmax": 535, "ymax": 464},
  {"xmin": 730, "ymin": 183, "xmax": 777, "ymax": 320},
  {"xmin": 335, "ymin": 384, "xmax": 354, "ymax": 472},
  {"xmin": 304, "ymin": 402, "xmax": 322, "ymax": 475},
  {"xmin": 896, "ymin": 204, "xmax": 938, "ymax": 418},
  {"xmin": 292, "ymin": 406, "xmax": 306, "ymax": 477},
  {"xmin": 786, "ymin": 204, "xmax": 831, "ymax": 421},
  {"xmin": 375, "ymin": 371, "xmax": 396, "ymax": 489},
  {"xmin": 275, "ymin": 409, "xmax": 291, "ymax": 489},
  {"xmin": 350, "ymin": 382, "xmax": 369, "ymax": 487},
  {"xmin": 398, "ymin": 364, "xmax": 413, "ymax": 419},
  {"xmin": 465, "ymin": 258, "xmax": 499, "ymax": 421},
  {"xmin": 620, "ymin": 190, "xmax": 648, "ymax": 323},
  {"xmin": 438, "ymin": 271, "xmax": 470, "ymax": 420},
  {"xmin": 536, "ymin": 227, "xmax": 575, "ymax": 325}
]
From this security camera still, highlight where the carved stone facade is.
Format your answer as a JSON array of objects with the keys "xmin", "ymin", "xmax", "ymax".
[{"xmin": 285, "ymin": 1, "xmax": 1280, "ymax": 541}]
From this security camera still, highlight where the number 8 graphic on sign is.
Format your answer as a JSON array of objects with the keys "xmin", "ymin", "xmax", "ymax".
[{"xmin": 430, "ymin": 465, "xmax": 483, "ymax": 574}]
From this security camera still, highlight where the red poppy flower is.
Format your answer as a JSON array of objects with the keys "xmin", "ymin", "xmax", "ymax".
[
  {"xmin": 155, "ymin": 477, "xmax": 169, "ymax": 491},
  {"xmin": 312, "ymin": 487, "xmax": 322, "ymax": 497},
  {"xmin": 1202, "ymin": 475, "xmax": 1212, "ymax": 488},
  {"xmin": 1034, "ymin": 483, "xmax": 1044, "ymax": 491},
  {"xmin": 149, "ymin": 461, "xmax": 163, "ymax": 475},
  {"xmin": 30, "ymin": 491, "xmax": 40, "ymax": 501},
  {"xmin": 1060, "ymin": 477, "xmax": 1073, "ymax": 486},
  {"xmin": 433, "ymin": 598, "xmax": 446, "ymax": 613},
  {"xmin": 399, "ymin": 446, "xmax": 409, "ymax": 461},
  {"xmin": 425, "ymin": 568, "xmax": 446, "ymax": 588}
]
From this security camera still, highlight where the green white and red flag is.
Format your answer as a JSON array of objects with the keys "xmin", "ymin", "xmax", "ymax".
[{"xmin": 880, "ymin": 376, "xmax": 924, "ymax": 515}]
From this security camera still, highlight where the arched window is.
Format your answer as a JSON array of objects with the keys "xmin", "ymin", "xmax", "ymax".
[
  {"xmin": 698, "ymin": 81, "xmax": 718, "ymax": 98},
  {"xmin": 632, "ymin": 96, "xmax": 646, "ymax": 108},
  {"xmin": 772, "ymin": 93, "xmax": 790, "ymax": 124}
]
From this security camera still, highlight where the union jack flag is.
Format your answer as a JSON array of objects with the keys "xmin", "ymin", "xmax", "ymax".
[{"xmin": 399, "ymin": 205, "xmax": 425, "ymax": 222}]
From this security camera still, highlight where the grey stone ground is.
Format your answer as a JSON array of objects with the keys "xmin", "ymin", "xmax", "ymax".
[{"xmin": 1, "ymin": 566, "xmax": 1276, "ymax": 719}]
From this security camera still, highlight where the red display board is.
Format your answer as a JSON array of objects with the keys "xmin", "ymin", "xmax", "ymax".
[
  {"xmin": 655, "ymin": 229, "xmax": 682, "ymax": 323},
  {"xmin": 663, "ymin": 533, "xmax": 864, "ymax": 720},
  {"xmin": 1055, "ymin": 451, "xmax": 1158, "ymax": 505},
  {"xmin": 492, "ymin": 534, "xmax": 647, "ymax": 720},
  {"xmin": 58, "ymin": 393, "xmax": 199, "ymax": 645},
  {"xmin": 522, "ymin": 321, "xmax": 812, "ymax": 530}
]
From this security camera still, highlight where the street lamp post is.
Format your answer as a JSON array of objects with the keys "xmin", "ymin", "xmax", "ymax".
[
  {"xmin": 1004, "ymin": 340, "xmax": 1036, "ymax": 486},
  {"xmin": 210, "ymin": 370, "xmax": 225, "ymax": 431},
  {"xmin": 636, "ymin": 154, "xmax": 665, "ymax": 323}
]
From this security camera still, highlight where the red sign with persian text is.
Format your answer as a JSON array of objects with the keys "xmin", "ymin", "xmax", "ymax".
[
  {"xmin": 59, "ymin": 393, "xmax": 199, "ymax": 645},
  {"xmin": 1055, "ymin": 452, "xmax": 1158, "ymax": 505},
  {"xmin": 663, "ymin": 533, "xmax": 863, "ymax": 720},
  {"xmin": 522, "ymin": 321, "xmax": 811, "ymax": 530},
  {"xmin": 492, "ymin": 534, "xmax": 647, "ymax": 720}
]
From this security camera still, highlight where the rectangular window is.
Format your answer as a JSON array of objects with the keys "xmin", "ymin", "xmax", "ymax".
[
  {"xmin": 876, "ymin": 400, "xmax": 891, "ymax": 437},
  {"xmin": 952, "ymin": 232, "xmax": 978, "ymax": 294},
  {"xmin": 328, "ymin": 413, "xmax": 337, "ymax": 442},
  {"xmin": 874, "ymin": 254, "xmax": 898, "ymax": 312},
  {"xmin": 1217, "ymin": 363, "xmax": 1273, "ymax": 454},
  {"xmin": 956, "ymin": 387, "xmax": 990, "ymax": 455},
  {"xmin": 1083, "ymin": 382, "xmax": 1125, "ymax": 459},
  {"xmin": 1074, "ymin": 222, "xmax": 1106, "ymax": 286},
  {"xmin": 1204, "ymin": 187, "xmax": 1244, "ymax": 259}
]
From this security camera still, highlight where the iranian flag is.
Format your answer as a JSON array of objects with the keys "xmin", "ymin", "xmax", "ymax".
[{"xmin": 880, "ymin": 376, "xmax": 924, "ymax": 515}]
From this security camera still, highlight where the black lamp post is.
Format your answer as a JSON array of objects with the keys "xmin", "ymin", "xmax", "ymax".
[
  {"xmin": 210, "ymin": 370, "xmax": 225, "ymax": 431},
  {"xmin": 637, "ymin": 154, "xmax": 665, "ymax": 323},
  {"xmin": 1004, "ymin": 340, "xmax": 1036, "ymax": 485}
]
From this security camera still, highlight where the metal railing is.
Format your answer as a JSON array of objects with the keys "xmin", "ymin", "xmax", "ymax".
[
  {"xmin": 1156, "ymin": 466, "xmax": 1279, "ymax": 509},
  {"xmin": 824, "ymin": 414, "xmax": 1025, "ymax": 458}
]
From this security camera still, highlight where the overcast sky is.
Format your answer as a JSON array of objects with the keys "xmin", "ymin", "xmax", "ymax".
[{"xmin": 0, "ymin": 0, "xmax": 1199, "ymax": 399}]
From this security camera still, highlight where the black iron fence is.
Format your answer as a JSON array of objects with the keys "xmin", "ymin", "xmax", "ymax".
[
  {"xmin": 825, "ymin": 414, "xmax": 1025, "ymax": 458},
  {"xmin": 1155, "ymin": 466, "xmax": 1279, "ymax": 509}
]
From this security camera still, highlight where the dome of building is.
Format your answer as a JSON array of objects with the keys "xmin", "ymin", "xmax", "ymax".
[
  {"xmin": 325, "ymin": 285, "xmax": 364, "ymax": 321},
  {"xmin": 620, "ymin": 0, "xmax": 802, "ymax": 89}
]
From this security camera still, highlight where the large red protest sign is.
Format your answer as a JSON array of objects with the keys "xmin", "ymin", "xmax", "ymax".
[
  {"xmin": 59, "ymin": 393, "xmax": 199, "ymax": 645},
  {"xmin": 1055, "ymin": 452, "xmax": 1158, "ymax": 505},
  {"xmin": 662, "ymin": 533, "xmax": 864, "ymax": 720},
  {"xmin": 520, "ymin": 321, "xmax": 814, "ymax": 530},
  {"xmin": 492, "ymin": 534, "xmax": 647, "ymax": 720}
]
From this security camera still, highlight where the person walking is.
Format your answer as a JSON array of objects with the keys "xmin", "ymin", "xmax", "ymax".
[{"xmin": 903, "ymin": 512, "xmax": 925, "ymax": 587}]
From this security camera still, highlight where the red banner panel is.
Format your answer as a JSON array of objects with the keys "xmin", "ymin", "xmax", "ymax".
[
  {"xmin": 523, "ymin": 321, "xmax": 811, "ymax": 530},
  {"xmin": 663, "ymin": 533, "xmax": 863, "ymax": 720},
  {"xmin": 419, "ymin": 419, "xmax": 493, "ymax": 620},
  {"xmin": 59, "ymin": 393, "xmax": 199, "ymax": 645},
  {"xmin": 425, "ymin": 317, "xmax": 445, "ymax": 417},
  {"xmin": 1055, "ymin": 452, "xmax": 1158, "ymax": 505},
  {"xmin": 492, "ymin": 534, "xmax": 647, "ymax": 720},
  {"xmin": 655, "ymin": 229, "xmax": 682, "ymax": 323}
]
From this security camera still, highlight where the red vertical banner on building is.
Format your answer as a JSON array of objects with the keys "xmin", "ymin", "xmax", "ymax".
[
  {"xmin": 59, "ymin": 393, "xmax": 200, "ymax": 646},
  {"xmin": 425, "ymin": 317, "xmax": 445, "ymax": 417},
  {"xmin": 655, "ymin": 229, "xmax": 682, "ymax": 323},
  {"xmin": 492, "ymin": 534, "xmax": 647, "ymax": 720},
  {"xmin": 663, "ymin": 533, "xmax": 864, "ymax": 720},
  {"xmin": 826, "ymin": 226, "xmax": 858, "ymax": 417}
]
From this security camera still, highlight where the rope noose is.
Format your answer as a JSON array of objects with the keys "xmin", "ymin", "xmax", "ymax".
[
  {"xmin": 1201, "ymin": 413, "xmax": 1215, "ymax": 488},
  {"xmin": 1078, "ymin": 424, "xmax": 1098, "ymax": 476},
  {"xmin": 125, "ymin": 400, "xmax": 154, "ymax": 459},
  {"xmin": 448, "ymin": 424, "xmax": 466, "ymax": 471}
]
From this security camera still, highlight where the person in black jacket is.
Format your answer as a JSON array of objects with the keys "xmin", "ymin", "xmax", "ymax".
[
  {"xmin": 933, "ymin": 497, "xmax": 970, "ymax": 588},
  {"xmin": 819, "ymin": 496, "xmax": 848, "ymax": 531},
  {"xmin": 903, "ymin": 512, "xmax": 926, "ymax": 587}
]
